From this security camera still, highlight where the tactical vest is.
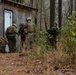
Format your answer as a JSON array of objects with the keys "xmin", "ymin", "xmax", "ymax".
[
  {"xmin": 27, "ymin": 22, "xmax": 34, "ymax": 33},
  {"xmin": 6, "ymin": 26, "xmax": 14, "ymax": 34}
]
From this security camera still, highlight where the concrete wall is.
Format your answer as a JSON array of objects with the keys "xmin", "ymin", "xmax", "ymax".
[
  {"xmin": 0, "ymin": 2, "xmax": 32, "ymax": 36},
  {"xmin": 0, "ymin": 3, "xmax": 4, "ymax": 36}
]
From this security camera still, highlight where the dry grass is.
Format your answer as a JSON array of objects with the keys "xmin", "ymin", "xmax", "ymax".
[{"xmin": 0, "ymin": 38, "xmax": 75, "ymax": 75}]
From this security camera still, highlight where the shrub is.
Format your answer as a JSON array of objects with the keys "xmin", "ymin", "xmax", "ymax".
[
  {"xmin": 61, "ymin": 11, "xmax": 76, "ymax": 63},
  {"xmin": 32, "ymin": 25, "xmax": 52, "ymax": 57}
]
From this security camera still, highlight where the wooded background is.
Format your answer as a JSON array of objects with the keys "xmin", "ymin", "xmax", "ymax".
[{"xmin": 10, "ymin": 0, "xmax": 76, "ymax": 29}]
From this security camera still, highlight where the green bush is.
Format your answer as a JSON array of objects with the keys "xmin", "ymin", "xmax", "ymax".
[
  {"xmin": 61, "ymin": 11, "xmax": 76, "ymax": 63},
  {"xmin": 33, "ymin": 25, "xmax": 52, "ymax": 56}
]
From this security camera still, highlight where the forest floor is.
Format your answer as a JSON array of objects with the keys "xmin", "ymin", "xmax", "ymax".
[{"xmin": 0, "ymin": 51, "xmax": 76, "ymax": 75}]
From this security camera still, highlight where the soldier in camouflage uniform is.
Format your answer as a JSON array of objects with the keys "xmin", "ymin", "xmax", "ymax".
[
  {"xmin": 47, "ymin": 22, "xmax": 59, "ymax": 49},
  {"xmin": 25, "ymin": 17, "xmax": 34, "ymax": 50},
  {"xmin": 0, "ymin": 36, "xmax": 8, "ymax": 53},
  {"xmin": 6, "ymin": 24, "xmax": 18, "ymax": 53},
  {"xmin": 18, "ymin": 23, "xmax": 28, "ymax": 52}
]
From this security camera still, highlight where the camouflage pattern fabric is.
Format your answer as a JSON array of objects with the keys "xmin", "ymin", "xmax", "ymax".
[
  {"xmin": 18, "ymin": 24, "xmax": 27, "ymax": 41},
  {"xmin": 6, "ymin": 25, "xmax": 17, "ymax": 53},
  {"xmin": 27, "ymin": 21, "xmax": 34, "ymax": 33},
  {"xmin": 47, "ymin": 26, "xmax": 59, "ymax": 49},
  {"xmin": 7, "ymin": 36, "xmax": 16, "ymax": 53},
  {"xmin": 25, "ymin": 21, "xmax": 34, "ymax": 50},
  {"xmin": 0, "ymin": 36, "xmax": 8, "ymax": 53},
  {"xmin": 6, "ymin": 26, "xmax": 14, "ymax": 34},
  {"xmin": 26, "ymin": 33, "xmax": 34, "ymax": 50},
  {"xmin": 18, "ymin": 24, "xmax": 27, "ymax": 52}
]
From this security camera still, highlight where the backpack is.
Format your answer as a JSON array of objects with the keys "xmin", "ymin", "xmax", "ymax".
[
  {"xmin": 47, "ymin": 28, "xmax": 57, "ymax": 35},
  {"xmin": 6, "ymin": 26, "xmax": 14, "ymax": 34},
  {"xmin": 27, "ymin": 22, "xmax": 34, "ymax": 33}
]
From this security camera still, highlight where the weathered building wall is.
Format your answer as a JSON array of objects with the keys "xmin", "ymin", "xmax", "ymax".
[
  {"xmin": 0, "ymin": 3, "xmax": 4, "ymax": 36},
  {"xmin": 0, "ymin": 2, "xmax": 32, "ymax": 36}
]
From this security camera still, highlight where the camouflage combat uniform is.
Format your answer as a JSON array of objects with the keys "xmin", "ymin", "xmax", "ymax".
[
  {"xmin": 25, "ymin": 18, "xmax": 34, "ymax": 50},
  {"xmin": 18, "ymin": 23, "xmax": 28, "ymax": 52},
  {"xmin": 6, "ymin": 24, "xmax": 18, "ymax": 53},
  {"xmin": 0, "ymin": 36, "xmax": 8, "ymax": 53},
  {"xmin": 47, "ymin": 22, "xmax": 59, "ymax": 49}
]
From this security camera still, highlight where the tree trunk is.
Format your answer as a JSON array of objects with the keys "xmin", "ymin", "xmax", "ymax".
[
  {"xmin": 35, "ymin": 0, "xmax": 38, "ymax": 25},
  {"xmin": 75, "ymin": 0, "xmax": 76, "ymax": 11},
  {"xmin": 58, "ymin": 0, "xmax": 62, "ymax": 27},
  {"xmin": 43, "ymin": 10, "xmax": 47, "ymax": 30},
  {"xmin": 40, "ymin": 0, "xmax": 42, "ymax": 30},
  {"xmin": 30, "ymin": 0, "xmax": 33, "ymax": 7},
  {"xmin": 50, "ymin": 0, "xmax": 55, "ymax": 28},
  {"xmin": 69, "ymin": 0, "xmax": 73, "ymax": 16},
  {"xmin": 70, "ymin": 0, "xmax": 73, "ymax": 15}
]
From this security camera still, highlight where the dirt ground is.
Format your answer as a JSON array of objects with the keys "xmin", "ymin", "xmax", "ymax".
[{"xmin": 0, "ymin": 52, "xmax": 76, "ymax": 75}]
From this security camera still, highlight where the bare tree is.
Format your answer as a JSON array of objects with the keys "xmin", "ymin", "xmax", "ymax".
[
  {"xmin": 34, "ymin": 0, "xmax": 38, "ymax": 25},
  {"xmin": 58, "ymin": 0, "xmax": 62, "ymax": 27},
  {"xmin": 30, "ymin": 0, "xmax": 33, "ymax": 7},
  {"xmin": 43, "ymin": 0, "xmax": 48, "ymax": 30},
  {"xmin": 75, "ymin": 0, "xmax": 76, "ymax": 11},
  {"xmin": 40, "ymin": 0, "xmax": 42, "ymax": 30},
  {"xmin": 69, "ymin": 0, "xmax": 73, "ymax": 16},
  {"xmin": 50, "ymin": 0, "xmax": 55, "ymax": 28}
]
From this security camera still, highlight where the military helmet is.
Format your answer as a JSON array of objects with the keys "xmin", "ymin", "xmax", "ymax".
[
  {"xmin": 53, "ymin": 21, "xmax": 57, "ymax": 25},
  {"xmin": 27, "ymin": 17, "xmax": 31, "ymax": 21},
  {"xmin": 12, "ymin": 23, "xmax": 17, "ymax": 27}
]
